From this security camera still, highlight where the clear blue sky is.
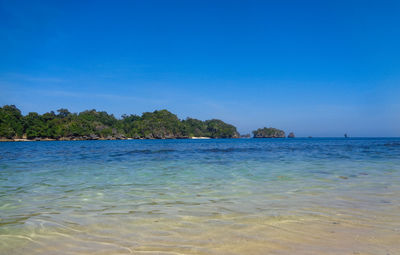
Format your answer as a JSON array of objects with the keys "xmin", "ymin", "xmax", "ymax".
[{"xmin": 1, "ymin": 0, "xmax": 399, "ymax": 136}]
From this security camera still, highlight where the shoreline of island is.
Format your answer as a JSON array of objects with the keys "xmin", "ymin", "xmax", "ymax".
[
  {"xmin": 0, "ymin": 136, "xmax": 298, "ymax": 142},
  {"xmin": 0, "ymin": 136, "xmax": 220, "ymax": 142},
  {"xmin": 0, "ymin": 105, "xmax": 295, "ymax": 142}
]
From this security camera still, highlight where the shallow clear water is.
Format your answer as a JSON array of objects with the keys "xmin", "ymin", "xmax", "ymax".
[{"xmin": 1, "ymin": 138, "xmax": 400, "ymax": 254}]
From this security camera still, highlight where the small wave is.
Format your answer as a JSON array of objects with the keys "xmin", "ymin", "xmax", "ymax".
[
  {"xmin": 200, "ymin": 147, "xmax": 261, "ymax": 153},
  {"xmin": 111, "ymin": 149, "xmax": 177, "ymax": 157},
  {"xmin": 384, "ymin": 142, "xmax": 400, "ymax": 147}
]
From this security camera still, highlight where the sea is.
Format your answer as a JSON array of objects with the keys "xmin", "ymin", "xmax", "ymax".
[{"xmin": 0, "ymin": 138, "xmax": 399, "ymax": 255}]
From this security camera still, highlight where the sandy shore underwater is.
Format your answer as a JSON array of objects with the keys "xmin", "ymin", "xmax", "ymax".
[{"xmin": 2, "ymin": 212, "xmax": 399, "ymax": 255}]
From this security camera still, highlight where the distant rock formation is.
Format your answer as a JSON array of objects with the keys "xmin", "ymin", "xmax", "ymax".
[
  {"xmin": 288, "ymin": 132, "xmax": 295, "ymax": 138},
  {"xmin": 240, "ymin": 134, "xmax": 251, "ymax": 138},
  {"xmin": 252, "ymin": 127, "xmax": 285, "ymax": 138}
]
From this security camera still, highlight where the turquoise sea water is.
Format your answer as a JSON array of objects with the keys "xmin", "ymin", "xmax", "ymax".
[{"xmin": 1, "ymin": 138, "xmax": 400, "ymax": 254}]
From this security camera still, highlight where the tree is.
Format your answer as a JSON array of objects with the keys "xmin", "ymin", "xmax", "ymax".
[
  {"xmin": 205, "ymin": 119, "xmax": 239, "ymax": 138},
  {"xmin": 57, "ymin": 108, "xmax": 71, "ymax": 118},
  {"xmin": 24, "ymin": 112, "xmax": 47, "ymax": 139},
  {"xmin": 182, "ymin": 118, "xmax": 208, "ymax": 137},
  {"xmin": 252, "ymin": 127, "xmax": 285, "ymax": 138},
  {"xmin": 0, "ymin": 105, "xmax": 24, "ymax": 138}
]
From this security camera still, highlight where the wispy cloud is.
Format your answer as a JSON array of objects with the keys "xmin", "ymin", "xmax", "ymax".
[
  {"xmin": 34, "ymin": 89, "xmax": 168, "ymax": 105},
  {"xmin": 24, "ymin": 77, "xmax": 65, "ymax": 83},
  {"xmin": 0, "ymin": 73, "xmax": 66, "ymax": 84}
]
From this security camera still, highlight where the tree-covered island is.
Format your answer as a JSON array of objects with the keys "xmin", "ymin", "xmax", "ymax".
[
  {"xmin": 0, "ymin": 105, "xmax": 240, "ymax": 141},
  {"xmin": 252, "ymin": 127, "xmax": 286, "ymax": 138}
]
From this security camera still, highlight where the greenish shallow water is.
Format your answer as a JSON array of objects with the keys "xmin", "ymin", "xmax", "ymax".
[{"xmin": 0, "ymin": 138, "xmax": 400, "ymax": 254}]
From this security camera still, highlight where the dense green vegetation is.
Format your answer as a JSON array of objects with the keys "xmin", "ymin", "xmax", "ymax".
[
  {"xmin": 252, "ymin": 127, "xmax": 286, "ymax": 138},
  {"xmin": 0, "ymin": 105, "xmax": 240, "ymax": 140},
  {"xmin": 0, "ymin": 105, "xmax": 24, "ymax": 139}
]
